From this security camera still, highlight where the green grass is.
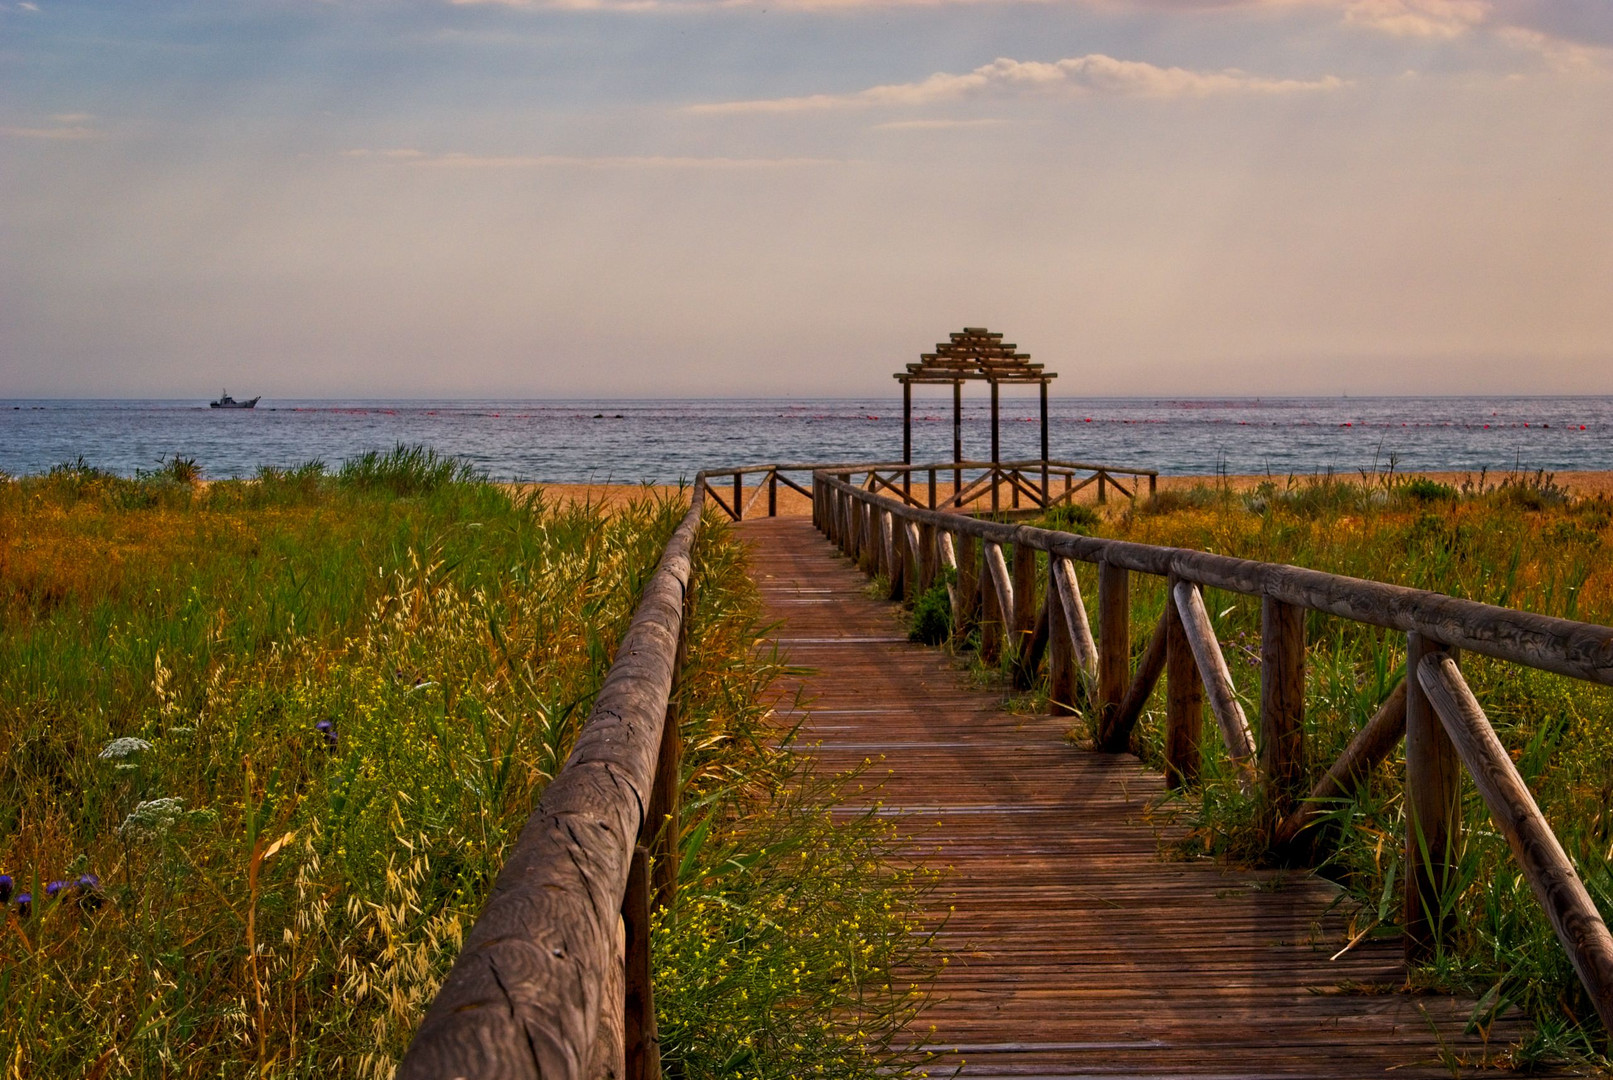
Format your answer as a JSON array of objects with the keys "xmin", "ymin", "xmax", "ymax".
[
  {"xmin": 1043, "ymin": 470, "xmax": 1613, "ymax": 1064},
  {"xmin": 0, "ymin": 453, "xmax": 936, "ymax": 1079}
]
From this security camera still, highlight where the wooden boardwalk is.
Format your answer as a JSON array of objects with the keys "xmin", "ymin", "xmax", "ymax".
[{"xmin": 743, "ymin": 516, "xmax": 1547, "ymax": 1079}]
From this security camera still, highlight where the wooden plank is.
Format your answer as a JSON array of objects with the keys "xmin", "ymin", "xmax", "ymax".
[
  {"xmin": 735, "ymin": 517, "xmax": 1552, "ymax": 1079},
  {"xmin": 1172, "ymin": 580, "xmax": 1256, "ymax": 761},
  {"xmin": 982, "ymin": 542, "xmax": 1013, "ymax": 664},
  {"xmin": 1404, "ymin": 632, "xmax": 1461, "ymax": 963},
  {"xmin": 1419, "ymin": 654, "xmax": 1613, "ymax": 1032},
  {"xmin": 1011, "ymin": 543, "xmax": 1039, "ymax": 689},
  {"xmin": 1047, "ymin": 559, "xmax": 1076, "ymax": 718}
]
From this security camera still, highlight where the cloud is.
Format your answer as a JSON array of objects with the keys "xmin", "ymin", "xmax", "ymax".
[
  {"xmin": 871, "ymin": 117, "xmax": 1011, "ymax": 130},
  {"xmin": 692, "ymin": 55, "xmax": 1345, "ymax": 114},
  {"xmin": 1342, "ymin": 0, "xmax": 1488, "ymax": 38},
  {"xmin": 343, "ymin": 148, "xmax": 844, "ymax": 168},
  {"xmin": 1, "ymin": 124, "xmax": 99, "ymax": 140}
]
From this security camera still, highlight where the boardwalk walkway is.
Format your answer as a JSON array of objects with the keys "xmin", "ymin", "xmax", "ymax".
[{"xmin": 743, "ymin": 516, "xmax": 1544, "ymax": 1079}]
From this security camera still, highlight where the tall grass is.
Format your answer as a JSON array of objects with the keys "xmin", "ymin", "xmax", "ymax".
[
  {"xmin": 1032, "ymin": 470, "xmax": 1613, "ymax": 1063},
  {"xmin": 0, "ymin": 453, "xmax": 935, "ymax": 1078}
]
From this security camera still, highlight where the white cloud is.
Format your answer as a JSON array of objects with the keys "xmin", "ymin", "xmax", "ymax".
[
  {"xmin": 872, "ymin": 117, "xmax": 1011, "ymax": 130},
  {"xmin": 1343, "ymin": 0, "xmax": 1488, "ymax": 39},
  {"xmin": 692, "ymin": 54, "xmax": 1345, "ymax": 114},
  {"xmin": 343, "ymin": 148, "xmax": 844, "ymax": 168},
  {"xmin": 1, "ymin": 124, "xmax": 98, "ymax": 140},
  {"xmin": 1495, "ymin": 26, "xmax": 1613, "ymax": 76}
]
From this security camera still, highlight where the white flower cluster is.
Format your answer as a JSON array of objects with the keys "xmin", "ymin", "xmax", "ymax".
[
  {"xmin": 98, "ymin": 737, "xmax": 153, "ymax": 761},
  {"xmin": 118, "ymin": 797, "xmax": 185, "ymax": 840}
]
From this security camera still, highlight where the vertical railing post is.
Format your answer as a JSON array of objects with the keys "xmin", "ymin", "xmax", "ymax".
[
  {"xmin": 733, "ymin": 473, "xmax": 743, "ymax": 523},
  {"xmin": 1097, "ymin": 561, "xmax": 1129, "ymax": 732},
  {"xmin": 956, "ymin": 533, "xmax": 979, "ymax": 641},
  {"xmin": 928, "ymin": 468, "xmax": 937, "ymax": 510},
  {"xmin": 1260, "ymin": 596, "xmax": 1306, "ymax": 825},
  {"xmin": 918, "ymin": 522, "xmax": 936, "ymax": 593},
  {"xmin": 1405, "ymin": 631, "xmax": 1462, "ymax": 963},
  {"xmin": 624, "ymin": 845, "xmax": 661, "ymax": 1080},
  {"xmin": 768, "ymin": 469, "xmax": 777, "ymax": 518},
  {"xmin": 1048, "ymin": 557, "xmax": 1076, "ymax": 717},
  {"xmin": 1149, "ymin": 473, "xmax": 1158, "ymax": 498},
  {"xmin": 1097, "ymin": 471, "xmax": 1108, "ymax": 505},
  {"xmin": 1164, "ymin": 575, "xmax": 1200, "ymax": 788},
  {"xmin": 1011, "ymin": 541, "xmax": 1037, "ymax": 686}
]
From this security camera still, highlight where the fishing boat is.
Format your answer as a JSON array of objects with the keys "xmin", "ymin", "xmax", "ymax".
[{"xmin": 209, "ymin": 389, "xmax": 260, "ymax": 409}]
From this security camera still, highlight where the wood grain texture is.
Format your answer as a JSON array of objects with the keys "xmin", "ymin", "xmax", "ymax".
[
  {"xmin": 1260, "ymin": 596, "xmax": 1306, "ymax": 821},
  {"xmin": 1165, "ymin": 580, "xmax": 1202, "ymax": 790},
  {"xmin": 398, "ymin": 485, "xmax": 703, "ymax": 1080},
  {"xmin": 1097, "ymin": 606, "xmax": 1168, "ymax": 754},
  {"xmin": 1173, "ymin": 581, "xmax": 1257, "ymax": 761},
  {"xmin": 1404, "ymin": 633, "xmax": 1461, "ymax": 963},
  {"xmin": 742, "ymin": 516, "xmax": 1553, "ymax": 1078},
  {"xmin": 1419, "ymin": 654, "xmax": 1613, "ymax": 1031},
  {"xmin": 1051, "ymin": 557, "xmax": 1098, "ymax": 680},
  {"xmin": 1097, "ymin": 561, "xmax": 1129, "ymax": 732}
]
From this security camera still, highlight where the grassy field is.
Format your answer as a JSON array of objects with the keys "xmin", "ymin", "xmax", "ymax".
[
  {"xmin": 1022, "ymin": 471, "xmax": 1613, "ymax": 1063},
  {"xmin": 0, "ymin": 450, "xmax": 933, "ymax": 1079}
]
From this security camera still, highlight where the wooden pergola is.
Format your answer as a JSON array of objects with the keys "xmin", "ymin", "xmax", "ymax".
[{"xmin": 896, "ymin": 329, "xmax": 1055, "ymax": 505}]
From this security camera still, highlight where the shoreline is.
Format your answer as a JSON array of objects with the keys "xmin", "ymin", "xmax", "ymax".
[{"xmin": 529, "ymin": 468, "xmax": 1613, "ymax": 515}]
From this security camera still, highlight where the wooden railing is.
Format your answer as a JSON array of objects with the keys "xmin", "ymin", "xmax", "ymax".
[
  {"xmin": 814, "ymin": 471, "xmax": 1613, "ymax": 1031},
  {"xmin": 702, "ymin": 459, "xmax": 1159, "ymax": 521},
  {"xmin": 398, "ymin": 478, "xmax": 704, "ymax": 1080}
]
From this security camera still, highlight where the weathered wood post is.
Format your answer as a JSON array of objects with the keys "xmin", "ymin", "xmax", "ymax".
[
  {"xmin": 1097, "ymin": 471, "xmax": 1108, "ymax": 506},
  {"xmin": 733, "ymin": 473, "xmax": 743, "ymax": 523},
  {"xmin": 1260, "ymin": 597, "xmax": 1306, "ymax": 825},
  {"xmin": 928, "ymin": 468, "xmax": 937, "ymax": 510},
  {"xmin": 981, "ymin": 542, "xmax": 1012, "ymax": 665},
  {"xmin": 956, "ymin": 532, "xmax": 979, "ymax": 642},
  {"xmin": 1164, "ymin": 575, "xmax": 1201, "ymax": 787},
  {"xmin": 1011, "ymin": 542, "xmax": 1038, "ymax": 688},
  {"xmin": 768, "ymin": 469, "xmax": 777, "ymax": 518},
  {"xmin": 1048, "ymin": 559, "xmax": 1076, "ymax": 717},
  {"xmin": 624, "ymin": 846, "xmax": 660, "ymax": 1080},
  {"xmin": 1097, "ymin": 561, "xmax": 1129, "ymax": 733},
  {"xmin": 918, "ymin": 522, "xmax": 937, "ymax": 594},
  {"xmin": 1405, "ymin": 631, "xmax": 1462, "ymax": 963}
]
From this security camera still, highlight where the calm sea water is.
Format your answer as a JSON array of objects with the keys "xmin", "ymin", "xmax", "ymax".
[{"xmin": 2, "ymin": 397, "xmax": 1610, "ymax": 483}]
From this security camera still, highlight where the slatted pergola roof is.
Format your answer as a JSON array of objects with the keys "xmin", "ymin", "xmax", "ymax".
[
  {"xmin": 898, "ymin": 328, "xmax": 1055, "ymax": 387},
  {"xmin": 894, "ymin": 327, "xmax": 1057, "ymax": 473}
]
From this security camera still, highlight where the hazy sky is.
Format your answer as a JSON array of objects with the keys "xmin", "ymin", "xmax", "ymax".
[{"xmin": 3, "ymin": 0, "xmax": 1611, "ymax": 398}]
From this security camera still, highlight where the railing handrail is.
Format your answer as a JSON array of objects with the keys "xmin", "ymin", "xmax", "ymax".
[
  {"xmin": 400, "ymin": 476, "xmax": 706, "ymax": 1079},
  {"xmin": 816, "ymin": 472, "xmax": 1613, "ymax": 686},
  {"xmin": 817, "ymin": 471, "xmax": 1613, "ymax": 1033},
  {"xmin": 701, "ymin": 457, "xmax": 1160, "ymax": 478}
]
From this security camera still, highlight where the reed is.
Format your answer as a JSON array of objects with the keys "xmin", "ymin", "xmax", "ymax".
[
  {"xmin": 1041, "ymin": 469, "xmax": 1613, "ymax": 1063},
  {"xmin": 0, "ymin": 454, "xmax": 934, "ymax": 1078}
]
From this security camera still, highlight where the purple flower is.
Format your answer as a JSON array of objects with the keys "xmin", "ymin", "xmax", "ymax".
[
  {"xmin": 316, "ymin": 720, "xmax": 338, "ymax": 750},
  {"xmin": 45, "ymin": 880, "xmax": 68, "ymax": 899},
  {"xmin": 15, "ymin": 893, "xmax": 31, "ymax": 918},
  {"xmin": 0, "ymin": 875, "xmax": 11, "ymax": 904},
  {"xmin": 77, "ymin": 874, "xmax": 104, "ymax": 911}
]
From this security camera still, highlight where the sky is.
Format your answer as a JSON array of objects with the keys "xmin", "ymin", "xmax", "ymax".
[{"xmin": 2, "ymin": 0, "xmax": 1612, "ymax": 399}]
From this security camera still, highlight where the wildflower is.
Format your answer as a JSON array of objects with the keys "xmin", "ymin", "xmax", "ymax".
[
  {"xmin": 98, "ymin": 736, "xmax": 152, "ymax": 761},
  {"xmin": 15, "ymin": 892, "xmax": 30, "ymax": 918},
  {"xmin": 45, "ymin": 880, "xmax": 68, "ymax": 899},
  {"xmin": 0, "ymin": 874, "xmax": 10, "ymax": 904},
  {"xmin": 119, "ymin": 796, "xmax": 186, "ymax": 840},
  {"xmin": 316, "ymin": 720, "xmax": 338, "ymax": 750}
]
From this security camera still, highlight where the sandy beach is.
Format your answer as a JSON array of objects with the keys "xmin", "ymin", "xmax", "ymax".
[{"xmin": 529, "ymin": 469, "xmax": 1613, "ymax": 517}]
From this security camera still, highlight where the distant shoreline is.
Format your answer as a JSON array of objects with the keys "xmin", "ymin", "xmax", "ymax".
[{"xmin": 531, "ymin": 469, "xmax": 1613, "ymax": 514}]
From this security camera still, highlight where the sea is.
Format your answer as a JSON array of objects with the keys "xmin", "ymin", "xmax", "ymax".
[{"xmin": 2, "ymin": 397, "xmax": 1611, "ymax": 483}]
